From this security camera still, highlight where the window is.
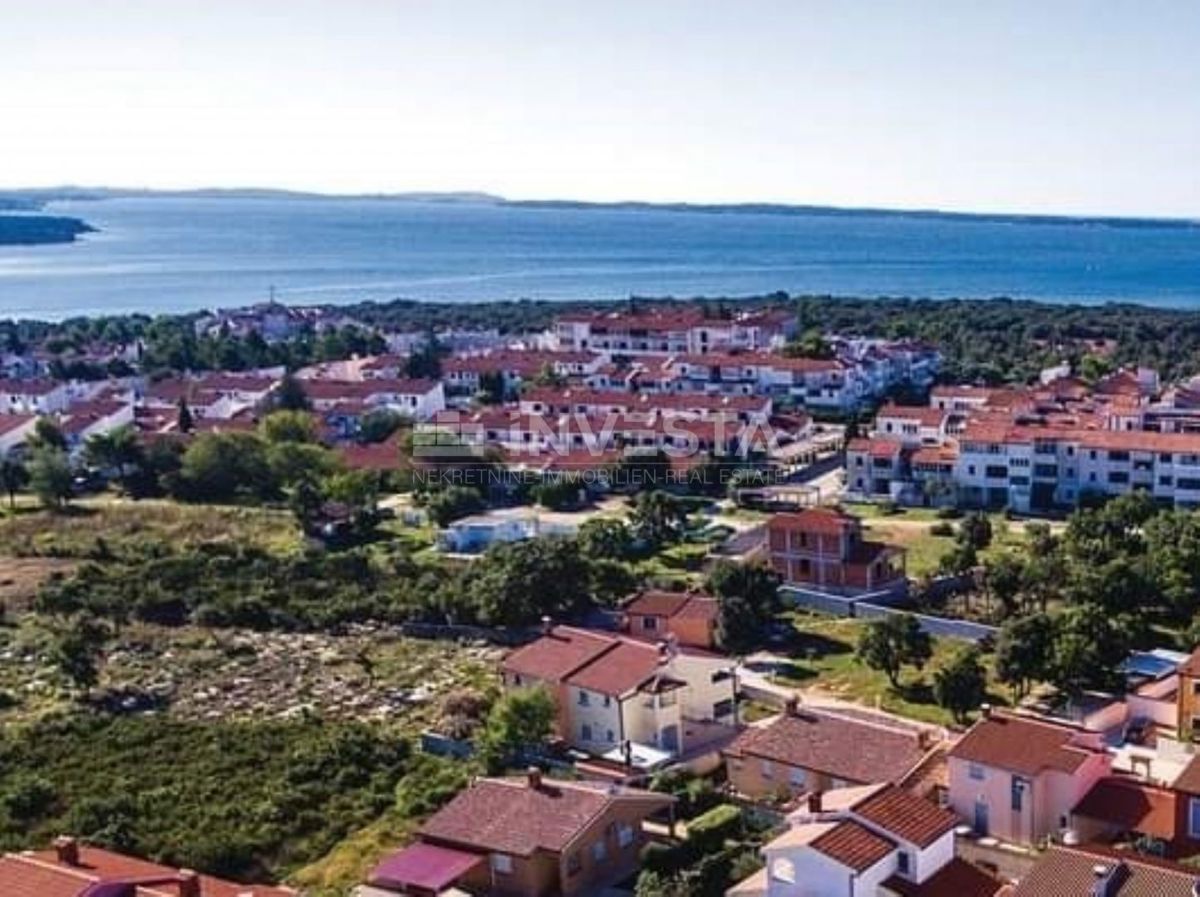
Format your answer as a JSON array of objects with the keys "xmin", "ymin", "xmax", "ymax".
[
  {"xmin": 713, "ymin": 698, "xmax": 734, "ymax": 719},
  {"xmin": 969, "ymin": 763, "xmax": 985, "ymax": 781},
  {"xmin": 566, "ymin": 852, "xmax": 582, "ymax": 875},
  {"xmin": 581, "ymin": 724, "xmax": 593, "ymax": 741},
  {"xmin": 1189, "ymin": 799, "xmax": 1200, "ymax": 838},
  {"xmin": 491, "ymin": 854, "xmax": 513, "ymax": 874},
  {"xmin": 642, "ymin": 616, "xmax": 658, "ymax": 631},
  {"xmin": 897, "ymin": 851, "xmax": 911, "ymax": 876},
  {"xmin": 618, "ymin": 823, "xmax": 635, "ymax": 848},
  {"xmin": 578, "ymin": 691, "xmax": 590, "ymax": 707},
  {"xmin": 606, "ymin": 729, "xmax": 615, "ymax": 743},
  {"xmin": 592, "ymin": 839, "xmax": 607, "ymax": 862},
  {"xmin": 789, "ymin": 767, "xmax": 806, "ymax": 787},
  {"xmin": 603, "ymin": 695, "xmax": 611, "ymax": 708}
]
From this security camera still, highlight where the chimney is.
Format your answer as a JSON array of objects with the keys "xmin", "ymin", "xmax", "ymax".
[
  {"xmin": 784, "ymin": 696, "xmax": 800, "ymax": 716},
  {"xmin": 657, "ymin": 640, "xmax": 670, "ymax": 663},
  {"xmin": 807, "ymin": 792, "xmax": 822, "ymax": 814},
  {"xmin": 53, "ymin": 836, "xmax": 79, "ymax": 867},
  {"xmin": 527, "ymin": 766, "xmax": 543, "ymax": 790},
  {"xmin": 541, "ymin": 615, "xmax": 552, "ymax": 636},
  {"xmin": 178, "ymin": 870, "xmax": 201, "ymax": 897},
  {"xmin": 980, "ymin": 703, "xmax": 992, "ymax": 719}
]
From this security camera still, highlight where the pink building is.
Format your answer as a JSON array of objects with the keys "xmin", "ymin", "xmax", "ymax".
[{"xmin": 947, "ymin": 710, "xmax": 1111, "ymax": 846}]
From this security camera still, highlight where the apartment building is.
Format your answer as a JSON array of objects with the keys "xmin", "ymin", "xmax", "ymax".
[
  {"xmin": 553, "ymin": 308, "xmax": 795, "ymax": 356},
  {"xmin": 500, "ymin": 625, "xmax": 737, "ymax": 759}
]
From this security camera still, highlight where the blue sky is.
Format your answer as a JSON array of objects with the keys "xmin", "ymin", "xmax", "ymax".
[{"xmin": 2, "ymin": 0, "xmax": 1198, "ymax": 216}]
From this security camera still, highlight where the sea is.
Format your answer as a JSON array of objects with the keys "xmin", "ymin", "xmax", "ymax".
[{"xmin": 0, "ymin": 197, "xmax": 1198, "ymax": 321}]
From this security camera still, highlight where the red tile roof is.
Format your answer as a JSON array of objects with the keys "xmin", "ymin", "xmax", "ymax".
[
  {"xmin": 622, "ymin": 590, "xmax": 718, "ymax": 623},
  {"xmin": 884, "ymin": 858, "xmax": 1001, "ymax": 897},
  {"xmin": 1071, "ymin": 776, "xmax": 1176, "ymax": 840},
  {"xmin": 419, "ymin": 776, "xmax": 672, "ymax": 856},
  {"xmin": 810, "ymin": 820, "xmax": 894, "ymax": 872},
  {"xmin": 368, "ymin": 842, "xmax": 484, "ymax": 892},
  {"xmin": 847, "ymin": 437, "xmax": 904, "ymax": 458},
  {"xmin": 0, "ymin": 845, "xmax": 295, "ymax": 897},
  {"xmin": 724, "ymin": 708, "xmax": 926, "ymax": 785},
  {"xmin": 767, "ymin": 506, "xmax": 859, "ymax": 537},
  {"xmin": 1172, "ymin": 752, "xmax": 1200, "ymax": 795},
  {"xmin": 565, "ymin": 639, "xmax": 665, "ymax": 697},
  {"xmin": 876, "ymin": 403, "xmax": 949, "ymax": 427},
  {"xmin": 949, "ymin": 713, "xmax": 1101, "ymax": 777},
  {"xmin": 502, "ymin": 627, "xmax": 616, "ymax": 683},
  {"xmin": 851, "ymin": 783, "xmax": 959, "ymax": 848},
  {"xmin": 0, "ymin": 413, "xmax": 36, "ymax": 437},
  {"xmin": 1012, "ymin": 844, "xmax": 1200, "ymax": 896}
]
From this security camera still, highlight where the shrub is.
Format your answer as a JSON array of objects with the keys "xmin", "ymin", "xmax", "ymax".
[
  {"xmin": 687, "ymin": 803, "xmax": 744, "ymax": 855},
  {"xmin": 929, "ymin": 521, "xmax": 955, "ymax": 537}
]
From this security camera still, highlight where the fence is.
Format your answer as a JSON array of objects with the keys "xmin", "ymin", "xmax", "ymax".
[{"xmin": 779, "ymin": 584, "xmax": 998, "ymax": 643}]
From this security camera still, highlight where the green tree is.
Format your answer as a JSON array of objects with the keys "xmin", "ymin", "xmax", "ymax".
[
  {"xmin": 478, "ymin": 687, "xmax": 555, "ymax": 773},
  {"xmin": 476, "ymin": 370, "xmax": 506, "ymax": 405},
  {"xmin": 617, "ymin": 448, "xmax": 673, "ymax": 492},
  {"xmin": 176, "ymin": 432, "xmax": 278, "ymax": 502},
  {"xmin": 423, "ymin": 485, "xmax": 486, "ymax": 527},
  {"xmin": 932, "ymin": 646, "xmax": 987, "ymax": 723},
  {"xmin": 957, "ymin": 512, "xmax": 993, "ymax": 551},
  {"xmin": 531, "ymin": 362, "xmax": 566, "ymax": 388},
  {"xmin": 577, "ymin": 517, "xmax": 634, "ymax": 561},
  {"xmin": 28, "ymin": 447, "xmax": 73, "ymax": 510},
  {"xmin": 274, "ymin": 372, "xmax": 311, "ymax": 412},
  {"xmin": 468, "ymin": 536, "xmax": 596, "ymax": 626},
  {"xmin": 982, "ymin": 553, "xmax": 1024, "ymax": 619},
  {"xmin": 707, "ymin": 561, "xmax": 781, "ymax": 654},
  {"xmin": 1051, "ymin": 603, "xmax": 1131, "ymax": 696},
  {"xmin": 29, "ymin": 417, "xmax": 68, "ymax": 452},
  {"xmin": 259, "ymin": 409, "xmax": 318, "ymax": 444},
  {"xmin": 995, "ymin": 613, "xmax": 1054, "ymax": 700},
  {"xmin": 857, "ymin": 613, "xmax": 932, "ymax": 688},
  {"xmin": 83, "ymin": 425, "xmax": 144, "ymax": 491},
  {"xmin": 176, "ymin": 397, "xmax": 195, "ymax": 434},
  {"xmin": 630, "ymin": 490, "xmax": 689, "ymax": 548},
  {"xmin": 267, "ymin": 440, "xmax": 341, "ymax": 489},
  {"xmin": 358, "ymin": 409, "xmax": 408, "ymax": 444},
  {"xmin": 0, "ymin": 456, "xmax": 27, "ymax": 510},
  {"xmin": 53, "ymin": 615, "xmax": 111, "ymax": 699}
]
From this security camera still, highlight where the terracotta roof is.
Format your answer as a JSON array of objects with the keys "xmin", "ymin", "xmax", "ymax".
[
  {"xmin": 851, "ymin": 783, "xmax": 959, "ymax": 847},
  {"xmin": 565, "ymin": 639, "xmax": 665, "ymax": 697},
  {"xmin": 948, "ymin": 713, "xmax": 1100, "ymax": 777},
  {"xmin": 1171, "ymin": 752, "xmax": 1200, "ymax": 795},
  {"xmin": 847, "ymin": 437, "xmax": 904, "ymax": 458},
  {"xmin": 724, "ymin": 708, "xmax": 926, "ymax": 785},
  {"xmin": 876, "ymin": 403, "xmax": 949, "ymax": 427},
  {"xmin": 623, "ymin": 590, "xmax": 718, "ymax": 623},
  {"xmin": 767, "ymin": 507, "xmax": 859, "ymax": 537},
  {"xmin": 0, "ymin": 378, "xmax": 63, "ymax": 396},
  {"xmin": 1072, "ymin": 777, "xmax": 1176, "ymax": 840},
  {"xmin": 884, "ymin": 858, "xmax": 1002, "ymax": 897},
  {"xmin": 502, "ymin": 627, "xmax": 616, "ymax": 683},
  {"xmin": 0, "ymin": 845, "xmax": 295, "ymax": 897},
  {"xmin": 0, "ymin": 413, "xmax": 36, "ymax": 437},
  {"xmin": 419, "ymin": 776, "xmax": 672, "ymax": 856},
  {"xmin": 1012, "ymin": 844, "xmax": 1200, "ymax": 896},
  {"xmin": 810, "ymin": 820, "xmax": 894, "ymax": 872}
]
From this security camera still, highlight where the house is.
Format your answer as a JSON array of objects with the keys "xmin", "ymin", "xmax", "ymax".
[
  {"xmin": 0, "ymin": 412, "xmax": 37, "ymax": 456},
  {"xmin": 364, "ymin": 771, "xmax": 674, "ymax": 897},
  {"xmin": 728, "ymin": 783, "xmax": 999, "ymax": 897},
  {"xmin": 501, "ymin": 625, "xmax": 737, "ymax": 759},
  {"xmin": 1167, "ymin": 753, "xmax": 1200, "ymax": 855},
  {"xmin": 946, "ymin": 709, "xmax": 1111, "ymax": 845},
  {"xmin": 765, "ymin": 508, "xmax": 906, "ymax": 595},
  {"xmin": 723, "ymin": 701, "xmax": 936, "ymax": 800},
  {"xmin": 620, "ymin": 589, "xmax": 720, "ymax": 649},
  {"xmin": 302, "ymin": 378, "xmax": 446, "ymax": 421},
  {"xmin": 0, "ymin": 378, "xmax": 71, "ymax": 414},
  {"xmin": 0, "ymin": 835, "xmax": 295, "ymax": 896},
  {"xmin": 437, "ymin": 509, "xmax": 578, "ymax": 554},
  {"xmin": 1010, "ymin": 843, "xmax": 1200, "ymax": 896}
]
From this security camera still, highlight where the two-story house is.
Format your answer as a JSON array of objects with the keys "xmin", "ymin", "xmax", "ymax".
[
  {"xmin": 947, "ymin": 709, "xmax": 1111, "ymax": 845},
  {"xmin": 365, "ymin": 771, "xmax": 674, "ymax": 897},
  {"xmin": 766, "ymin": 507, "xmax": 906, "ymax": 595},
  {"xmin": 501, "ymin": 625, "xmax": 736, "ymax": 759},
  {"xmin": 728, "ymin": 784, "xmax": 999, "ymax": 897},
  {"xmin": 620, "ymin": 589, "xmax": 720, "ymax": 650}
]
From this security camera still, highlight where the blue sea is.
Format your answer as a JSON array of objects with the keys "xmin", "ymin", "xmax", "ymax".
[{"xmin": 0, "ymin": 197, "xmax": 1198, "ymax": 321}]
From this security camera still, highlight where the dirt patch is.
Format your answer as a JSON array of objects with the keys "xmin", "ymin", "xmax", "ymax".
[{"xmin": 0, "ymin": 557, "xmax": 77, "ymax": 609}]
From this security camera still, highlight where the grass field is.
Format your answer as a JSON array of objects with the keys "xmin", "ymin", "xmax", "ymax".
[{"xmin": 776, "ymin": 612, "xmax": 1009, "ymax": 727}]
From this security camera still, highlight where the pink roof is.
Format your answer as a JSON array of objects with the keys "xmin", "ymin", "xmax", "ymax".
[
  {"xmin": 0, "ymin": 413, "xmax": 36, "ymax": 437},
  {"xmin": 368, "ymin": 843, "xmax": 483, "ymax": 892},
  {"xmin": 0, "ymin": 379, "xmax": 61, "ymax": 396}
]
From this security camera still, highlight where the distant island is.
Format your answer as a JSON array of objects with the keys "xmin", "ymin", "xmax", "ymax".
[
  {"xmin": 0, "ymin": 185, "xmax": 1195, "ymax": 230},
  {"xmin": 0, "ymin": 214, "xmax": 95, "ymax": 246}
]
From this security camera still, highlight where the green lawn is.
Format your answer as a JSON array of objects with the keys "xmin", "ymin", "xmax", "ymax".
[{"xmin": 776, "ymin": 612, "xmax": 1009, "ymax": 727}]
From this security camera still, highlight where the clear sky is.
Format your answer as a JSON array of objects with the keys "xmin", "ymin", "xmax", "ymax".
[{"xmin": 3, "ymin": 0, "xmax": 1199, "ymax": 217}]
